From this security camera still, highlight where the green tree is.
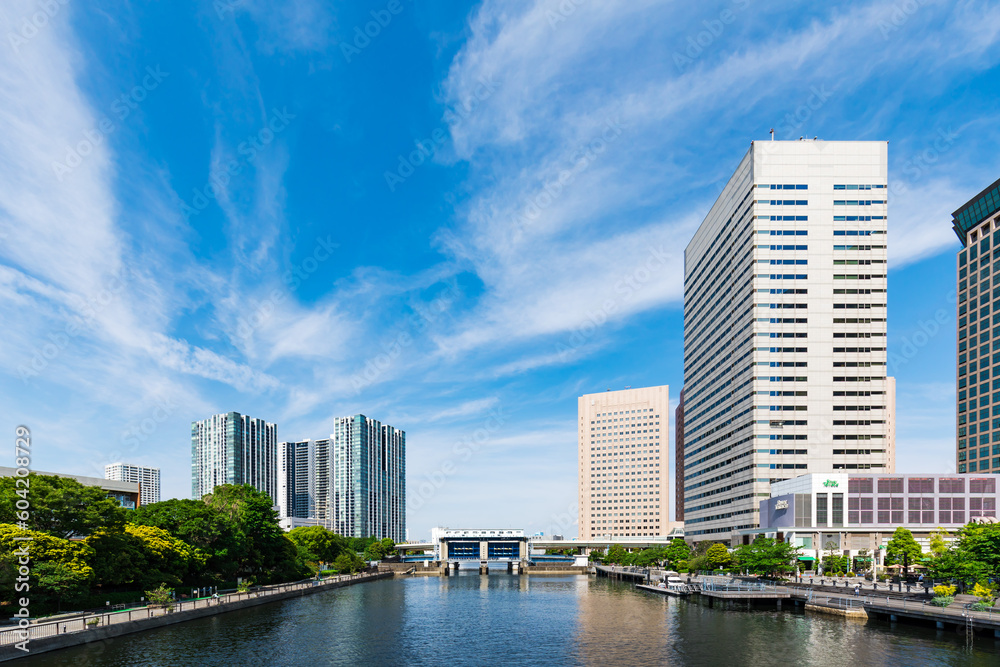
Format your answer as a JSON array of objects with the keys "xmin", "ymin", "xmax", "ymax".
[
  {"xmin": 885, "ymin": 527, "xmax": 923, "ymax": 569},
  {"xmin": 87, "ymin": 524, "xmax": 207, "ymax": 589},
  {"xmin": 953, "ymin": 522, "xmax": 1000, "ymax": 578},
  {"xmin": 203, "ymin": 485, "xmax": 290, "ymax": 580},
  {"xmin": 705, "ymin": 543, "xmax": 731, "ymax": 569},
  {"xmin": 931, "ymin": 547, "xmax": 990, "ymax": 583},
  {"xmin": 334, "ymin": 551, "xmax": 364, "ymax": 574},
  {"xmin": 364, "ymin": 539, "xmax": 396, "ymax": 561},
  {"xmin": 130, "ymin": 498, "xmax": 244, "ymax": 581},
  {"xmin": 0, "ymin": 524, "xmax": 95, "ymax": 606},
  {"xmin": 34, "ymin": 562, "xmax": 91, "ymax": 611},
  {"xmin": 821, "ymin": 554, "xmax": 848, "ymax": 575},
  {"xmin": 145, "ymin": 583, "xmax": 174, "ymax": 610},
  {"xmin": 379, "ymin": 538, "xmax": 396, "ymax": 558},
  {"xmin": 928, "ymin": 527, "xmax": 950, "ymax": 558},
  {"xmin": 605, "ymin": 544, "xmax": 629, "ymax": 565},
  {"xmin": 632, "ymin": 547, "xmax": 666, "ymax": 567},
  {"xmin": 0, "ymin": 474, "xmax": 127, "ymax": 538},
  {"xmin": 286, "ymin": 526, "xmax": 345, "ymax": 564},
  {"xmin": 734, "ymin": 537, "xmax": 800, "ymax": 577},
  {"xmin": 662, "ymin": 539, "xmax": 693, "ymax": 569}
]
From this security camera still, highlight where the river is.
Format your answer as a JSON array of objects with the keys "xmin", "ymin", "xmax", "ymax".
[{"xmin": 24, "ymin": 573, "xmax": 999, "ymax": 666}]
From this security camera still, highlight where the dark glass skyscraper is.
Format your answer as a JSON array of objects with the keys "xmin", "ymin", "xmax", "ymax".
[{"xmin": 953, "ymin": 177, "xmax": 1000, "ymax": 474}]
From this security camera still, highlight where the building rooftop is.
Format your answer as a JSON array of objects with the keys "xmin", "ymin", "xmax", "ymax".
[
  {"xmin": 0, "ymin": 466, "xmax": 138, "ymax": 494},
  {"xmin": 952, "ymin": 175, "xmax": 1000, "ymax": 245}
]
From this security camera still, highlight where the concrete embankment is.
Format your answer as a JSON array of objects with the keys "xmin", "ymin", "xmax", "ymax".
[
  {"xmin": 804, "ymin": 603, "xmax": 869, "ymax": 619},
  {"xmin": 0, "ymin": 572, "xmax": 390, "ymax": 663}
]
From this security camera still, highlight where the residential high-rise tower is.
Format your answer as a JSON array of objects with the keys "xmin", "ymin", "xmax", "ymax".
[
  {"xmin": 105, "ymin": 462, "xmax": 161, "ymax": 505},
  {"xmin": 332, "ymin": 415, "xmax": 405, "ymax": 541},
  {"xmin": 191, "ymin": 412, "xmax": 278, "ymax": 502},
  {"xmin": 277, "ymin": 439, "xmax": 316, "ymax": 520}
]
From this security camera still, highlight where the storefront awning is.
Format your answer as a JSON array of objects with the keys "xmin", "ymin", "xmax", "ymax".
[
  {"xmin": 854, "ymin": 557, "xmax": 872, "ymax": 562},
  {"xmin": 797, "ymin": 556, "xmax": 816, "ymax": 561}
]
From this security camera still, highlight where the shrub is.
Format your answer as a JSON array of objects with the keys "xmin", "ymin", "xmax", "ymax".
[
  {"xmin": 846, "ymin": 571, "xmax": 855, "ymax": 577},
  {"xmin": 970, "ymin": 601, "xmax": 992, "ymax": 612},
  {"xmin": 933, "ymin": 584, "xmax": 957, "ymax": 597},
  {"xmin": 972, "ymin": 582, "xmax": 995, "ymax": 604},
  {"xmin": 145, "ymin": 584, "xmax": 174, "ymax": 611},
  {"xmin": 930, "ymin": 596, "xmax": 954, "ymax": 607}
]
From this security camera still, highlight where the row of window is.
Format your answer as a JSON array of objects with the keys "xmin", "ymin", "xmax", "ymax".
[
  {"xmin": 962, "ymin": 459, "xmax": 1000, "ymax": 472},
  {"xmin": 847, "ymin": 477, "xmax": 995, "ymax": 494},
  {"xmin": 834, "ymin": 184, "xmax": 887, "ymax": 190},
  {"xmin": 834, "ymin": 200, "xmax": 886, "ymax": 205}
]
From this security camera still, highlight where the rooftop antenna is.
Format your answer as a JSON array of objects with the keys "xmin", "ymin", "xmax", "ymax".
[{"xmin": 769, "ymin": 128, "xmax": 774, "ymax": 141}]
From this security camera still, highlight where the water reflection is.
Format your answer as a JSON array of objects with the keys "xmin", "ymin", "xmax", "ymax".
[{"xmin": 24, "ymin": 574, "xmax": 999, "ymax": 666}]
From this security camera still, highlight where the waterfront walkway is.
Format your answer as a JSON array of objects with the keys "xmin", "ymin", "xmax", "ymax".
[
  {"xmin": 0, "ymin": 572, "xmax": 389, "ymax": 662},
  {"xmin": 633, "ymin": 573, "xmax": 1000, "ymax": 637}
]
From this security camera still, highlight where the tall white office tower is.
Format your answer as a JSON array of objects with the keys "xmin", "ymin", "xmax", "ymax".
[
  {"xmin": 332, "ymin": 415, "xmax": 405, "ymax": 541},
  {"xmin": 105, "ymin": 462, "xmax": 161, "ymax": 505},
  {"xmin": 191, "ymin": 412, "xmax": 278, "ymax": 502},
  {"xmin": 682, "ymin": 139, "xmax": 895, "ymax": 543},
  {"xmin": 578, "ymin": 386, "xmax": 670, "ymax": 539}
]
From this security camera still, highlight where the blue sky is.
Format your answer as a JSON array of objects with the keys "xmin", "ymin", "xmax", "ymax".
[{"xmin": 1, "ymin": 0, "xmax": 998, "ymax": 539}]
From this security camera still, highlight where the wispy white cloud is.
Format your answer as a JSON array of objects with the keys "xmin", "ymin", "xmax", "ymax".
[{"xmin": 434, "ymin": 0, "xmax": 1000, "ymax": 369}]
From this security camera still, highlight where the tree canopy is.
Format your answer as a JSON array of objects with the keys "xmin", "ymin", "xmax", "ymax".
[
  {"xmin": 885, "ymin": 527, "xmax": 923, "ymax": 567},
  {"xmin": 287, "ymin": 525, "xmax": 347, "ymax": 563},
  {"xmin": 130, "ymin": 497, "xmax": 243, "ymax": 580},
  {"xmin": 0, "ymin": 476, "xmax": 372, "ymax": 614},
  {"xmin": 705, "ymin": 543, "xmax": 732, "ymax": 569},
  {"xmin": 662, "ymin": 539, "xmax": 693, "ymax": 569},
  {"xmin": 0, "ymin": 474, "xmax": 126, "ymax": 538},
  {"xmin": 734, "ymin": 537, "xmax": 800, "ymax": 577},
  {"xmin": 0, "ymin": 524, "xmax": 95, "ymax": 605},
  {"xmin": 87, "ymin": 524, "xmax": 207, "ymax": 589},
  {"xmin": 203, "ymin": 485, "xmax": 294, "ymax": 578}
]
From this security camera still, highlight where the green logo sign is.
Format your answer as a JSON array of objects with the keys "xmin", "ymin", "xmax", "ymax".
[{"xmin": 823, "ymin": 480, "xmax": 839, "ymax": 488}]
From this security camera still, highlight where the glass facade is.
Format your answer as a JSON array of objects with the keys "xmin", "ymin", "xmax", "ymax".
[
  {"xmin": 332, "ymin": 414, "xmax": 405, "ymax": 542},
  {"xmin": 191, "ymin": 412, "xmax": 277, "ymax": 502},
  {"xmin": 953, "ymin": 177, "xmax": 1000, "ymax": 474}
]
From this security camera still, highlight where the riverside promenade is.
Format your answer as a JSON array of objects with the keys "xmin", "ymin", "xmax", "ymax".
[
  {"xmin": 632, "ymin": 573, "xmax": 1000, "ymax": 638},
  {"xmin": 0, "ymin": 571, "xmax": 390, "ymax": 662}
]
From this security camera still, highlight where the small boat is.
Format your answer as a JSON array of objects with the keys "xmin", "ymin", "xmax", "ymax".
[{"xmin": 662, "ymin": 577, "xmax": 692, "ymax": 596}]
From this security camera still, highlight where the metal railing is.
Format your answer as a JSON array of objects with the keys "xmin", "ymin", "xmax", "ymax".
[
  {"xmin": 0, "ymin": 572, "xmax": 381, "ymax": 647},
  {"xmin": 700, "ymin": 576, "xmax": 782, "ymax": 593}
]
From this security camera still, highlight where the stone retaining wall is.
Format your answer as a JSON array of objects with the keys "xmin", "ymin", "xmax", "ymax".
[{"xmin": 0, "ymin": 573, "xmax": 390, "ymax": 663}]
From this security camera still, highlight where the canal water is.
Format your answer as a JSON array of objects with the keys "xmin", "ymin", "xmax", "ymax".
[{"xmin": 25, "ymin": 574, "xmax": 999, "ymax": 666}]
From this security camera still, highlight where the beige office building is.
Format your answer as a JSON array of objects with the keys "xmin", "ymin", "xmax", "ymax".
[{"xmin": 578, "ymin": 386, "xmax": 669, "ymax": 539}]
